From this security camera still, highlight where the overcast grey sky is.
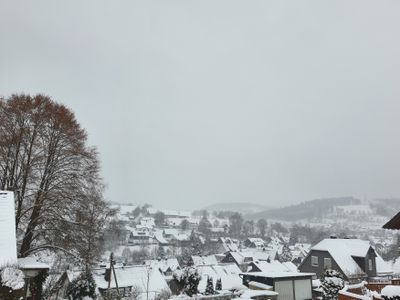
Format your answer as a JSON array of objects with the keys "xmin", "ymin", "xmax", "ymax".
[{"xmin": 1, "ymin": 1, "xmax": 400, "ymax": 210}]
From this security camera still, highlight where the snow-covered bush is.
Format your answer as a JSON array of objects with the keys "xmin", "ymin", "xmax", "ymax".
[
  {"xmin": 172, "ymin": 267, "xmax": 201, "ymax": 296},
  {"xmin": 321, "ymin": 269, "xmax": 344, "ymax": 300},
  {"xmin": 66, "ymin": 270, "xmax": 96, "ymax": 300},
  {"xmin": 382, "ymin": 285, "xmax": 400, "ymax": 300},
  {"xmin": 0, "ymin": 266, "xmax": 25, "ymax": 300},
  {"xmin": 1, "ymin": 267, "xmax": 25, "ymax": 290}
]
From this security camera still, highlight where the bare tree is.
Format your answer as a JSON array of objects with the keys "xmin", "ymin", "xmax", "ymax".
[
  {"xmin": 0, "ymin": 94, "xmax": 111, "ymax": 263},
  {"xmin": 257, "ymin": 219, "xmax": 267, "ymax": 237}
]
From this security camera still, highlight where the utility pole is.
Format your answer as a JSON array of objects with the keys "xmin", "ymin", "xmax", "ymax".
[{"xmin": 106, "ymin": 252, "xmax": 120, "ymax": 299}]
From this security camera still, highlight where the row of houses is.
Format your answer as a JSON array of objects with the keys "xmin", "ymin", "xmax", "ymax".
[{"xmin": 51, "ymin": 250, "xmax": 313, "ymax": 300}]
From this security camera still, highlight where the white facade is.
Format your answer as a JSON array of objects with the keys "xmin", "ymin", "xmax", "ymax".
[{"xmin": 0, "ymin": 191, "xmax": 17, "ymax": 266}]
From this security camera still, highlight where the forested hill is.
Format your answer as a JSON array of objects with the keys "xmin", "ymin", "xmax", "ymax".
[{"xmin": 247, "ymin": 197, "xmax": 361, "ymax": 221}]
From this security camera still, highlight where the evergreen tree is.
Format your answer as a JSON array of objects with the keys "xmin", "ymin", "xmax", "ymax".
[
  {"xmin": 279, "ymin": 244, "xmax": 293, "ymax": 262},
  {"xmin": 66, "ymin": 270, "xmax": 96, "ymax": 300},
  {"xmin": 173, "ymin": 267, "xmax": 201, "ymax": 297},
  {"xmin": 215, "ymin": 278, "xmax": 222, "ymax": 291},
  {"xmin": 321, "ymin": 269, "xmax": 344, "ymax": 300},
  {"xmin": 178, "ymin": 247, "xmax": 194, "ymax": 267},
  {"xmin": 156, "ymin": 245, "xmax": 166, "ymax": 260},
  {"xmin": 205, "ymin": 276, "xmax": 214, "ymax": 295}
]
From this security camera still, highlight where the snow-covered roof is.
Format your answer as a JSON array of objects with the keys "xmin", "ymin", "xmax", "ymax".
[
  {"xmin": 192, "ymin": 255, "xmax": 218, "ymax": 266},
  {"xmin": 139, "ymin": 217, "xmax": 155, "ymax": 228},
  {"xmin": 250, "ymin": 260, "xmax": 297, "ymax": 273},
  {"xmin": 310, "ymin": 238, "xmax": 373, "ymax": 277},
  {"xmin": 17, "ymin": 257, "xmax": 49, "ymax": 270},
  {"xmin": 154, "ymin": 231, "xmax": 168, "ymax": 244},
  {"xmin": 246, "ymin": 238, "xmax": 265, "ymax": 246},
  {"xmin": 0, "ymin": 191, "xmax": 17, "ymax": 266},
  {"xmin": 220, "ymin": 237, "xmax": 239, "ymax": 252},
  {"xmin": 282, "ymin": 261, "xmax": 298, "ymax": 272},
  {"xmin": 197, "ymin": 263, "xmax": 242, "ymax": 292},
  {"xmin": 241, "ymin": 271, "xmax": 315, "ymax": 279},
  {"xmin": 375, "ymin": 254, "xmax": 393, "ymax": 275},
  {"xmin": 93, "ymin": 265, "xmax": 170, "ymax": 298},
  {"xmin": 148, "ymin": 258, "xmax": 180, "ymax": 271},
  {"xmin": 162, "ymin": 229, "xmax": 190, "ymax": 241},
  {"xmin": 312, "ymin": 238, "xmax": 371, "ymax": 258}
]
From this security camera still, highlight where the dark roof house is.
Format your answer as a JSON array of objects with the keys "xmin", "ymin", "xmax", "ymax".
[
  {"xmin": 383, "ymin": 212, "xmax": 400, "ymax": 230},
  {"xmin": 298, "ymin": 238, "xmax": 377, "ymax": 282}
]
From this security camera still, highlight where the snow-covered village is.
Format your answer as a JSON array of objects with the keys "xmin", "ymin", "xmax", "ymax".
[{"xmin": 2, "ymin": 1, "xmax": 400, "ymax": 300}]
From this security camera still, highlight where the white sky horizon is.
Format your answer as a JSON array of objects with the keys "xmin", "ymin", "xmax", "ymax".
[{"xmin": 1, "ymin": 1, "xmax": 400, "ymax": 210}]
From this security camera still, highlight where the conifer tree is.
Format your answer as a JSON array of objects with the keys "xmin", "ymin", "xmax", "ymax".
[
  {"xmin": 205, "ymin": 276, "xmax": 214, "ymax": 295},
  {"xmin": 321, "ymin": 269, "xmax": 344, "ymax": 300},
  {"xmin": 66, "ymin": 270, "xmax": 96, "ymax": 300},
  {"xmin": 215, "ymin": 278, "xmax": 222, "ymax": 291}
]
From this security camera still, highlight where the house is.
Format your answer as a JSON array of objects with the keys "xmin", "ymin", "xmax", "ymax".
[
  {"xmin": 93, "ymin": 265, "xmax": 171, "ymax": 299},
  {"xmin": 145, "ymin": 258, "xmax": 181, "ymax": 279},
  {"xmin": 383, "ymin": 212, "xmax": 400, "ymax": 229},
  {"xmin": 218, "ymin": 237, "xmax": 239, "ymax": 252},
  {"xmin": 240, "ymin": 271, "xmax": 315, "ymax": 300},
  {"xmin": 290, "ymin": 243, "xmax": 311, "ymax": 265},
  {"xmin": 221, "ymin": 250, "xmax": 274, "ymax": 272},
  {"xmin": 244, "ymin": 238, "xmax": 266, "ymax": 249},
  {"xmin": 210, "ymin": 227, "xmax": 226, "ymax": 237},
  {"xmin": 196, "ymin": 263, "xmax": 243, "ymax": 292},
  {"xmin": 162, "ymin": 229, "xmax": 191, "ymax": 245},
  {"xmin": 0, "ymin": 191, "xmax": 49, "ymax": 300},
  {"xmin": 298, "ymin": 238, "xmax": 378, "ymax": 282},
  {"xmin": 128, "ymin": 229, "xmax": 154, "ymax": 245}
]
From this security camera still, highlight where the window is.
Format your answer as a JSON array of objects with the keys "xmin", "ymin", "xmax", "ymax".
[
  {"xmin": 311, "ymin": 255, "xmax": 318, "ymax": 267},
  {"xmin": 324, "ymin": 257, "xmax": 332, "ymax": 269},
  {"xmin": 368, "ymin": 259, "xmax": 373, "ymax": 271}
]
